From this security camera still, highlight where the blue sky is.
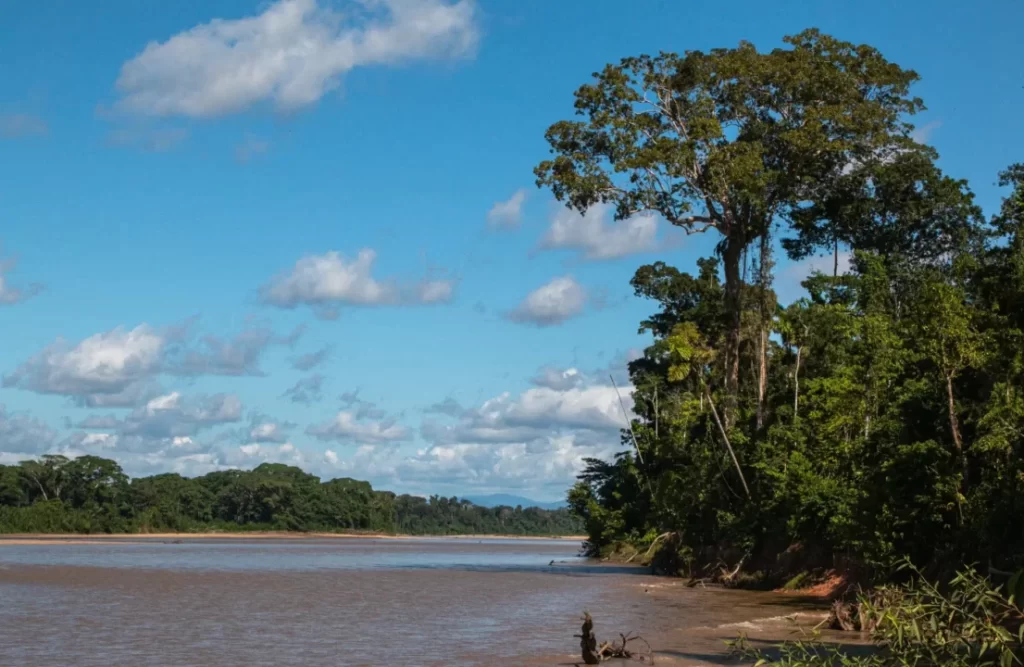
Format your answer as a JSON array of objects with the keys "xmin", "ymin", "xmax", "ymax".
[{"xmin": 1, "ymin": 0, "xmax": 1021, "ymax": 500}]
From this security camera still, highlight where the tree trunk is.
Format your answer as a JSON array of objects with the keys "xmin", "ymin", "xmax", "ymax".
[
  {"xmin": 721, "ymin": 230, "xmax": 744, "ymax": 428},
  {"xmin": 757, "ymin": 328, "xmax": 768, "ymax": 429},
  {"xmin": 756, "ymin": 230, "xmax": 771, "ymax": 430},
  {"xmin": 946, "ymin": 372, "xmax": 967, "ymax": 493},
  {"xmin": 30, "ymin": 476, "xmax": 48, "ymax": 502},
  {"xmin": 793, "ymin": 345, "xmax": 802, "ymax": 422},
  {"xmin": 833, "ymin": 235, "xmax": 840, "ymax": 277},
  {"xmin": 706, "ymin": 387, "xmax": 751, "ymax": 499}
]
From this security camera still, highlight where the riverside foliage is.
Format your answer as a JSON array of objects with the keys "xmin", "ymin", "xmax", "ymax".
[
  {"xmin": 0, "ymin": 456, "xmax": 581, "ymax": 536},
  {"xmin": 542, "ymin": 30, "xmax": 1024, "ymax": 578}
]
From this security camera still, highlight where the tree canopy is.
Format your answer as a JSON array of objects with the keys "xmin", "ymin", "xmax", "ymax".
[
  {"xmin": 545, "ymin": 31, "xmax": 1024, "ymax": 581},
  {"xmin": 0, "ymin": 456, "xmax": 580, "ymax": 537}
]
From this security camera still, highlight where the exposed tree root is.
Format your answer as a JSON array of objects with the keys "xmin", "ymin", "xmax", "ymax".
[{"xmin": 575, "ymin": 612, "xmax": 655, "ymax": 664}]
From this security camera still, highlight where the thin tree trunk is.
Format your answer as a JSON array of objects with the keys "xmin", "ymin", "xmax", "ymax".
[
  {"xmin": 706, "ymin": 387, "xmax": 751, "ymax": 499},
  {"xmin": 757, "ymin": 329, "xmax": 768, "ymax": 429},
  {"xmin": 756, "ymin": 230, "xmax": 771, "ymax": 430},
  {"xmin": 721, "ymin": 230, "xmax": 744, "ymax": 429},
  {"xmin": 833, "ymin": 236, "xmax": 839, "ymax": 277},
  {"xmin": 30, "ymin": 476, "xmax": 48, "ymax": 502},
  {"xmin": 946, "ymin": 372, "xmax": 967, "ymax": 492},
  {"xmin": 654, "ymin": 385, "xmax": 659, "ymax": 440},
  {"xmin": 793, "ymin": 345, "xmax": 802, "ymax": 422}
]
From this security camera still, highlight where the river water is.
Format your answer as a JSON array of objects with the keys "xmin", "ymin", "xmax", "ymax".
[{"xmin": 0, "ymin": 537, "xmax": 826, "ymax": 666}]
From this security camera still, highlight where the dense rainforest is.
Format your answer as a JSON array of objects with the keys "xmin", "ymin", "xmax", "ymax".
[
  {"xmin": 540, "ymin": 29, "xmax": 1024, "ymax": 583},
  {"xmin": 0, "ymin": 456, "xmax": 581, "ymax": 536}
]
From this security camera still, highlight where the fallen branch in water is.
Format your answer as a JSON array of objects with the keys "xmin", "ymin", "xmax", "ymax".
[
  {"xmin": 574, "ymin": 612, "xmax": 655, "ymax": 664},
  {"xmin": 719, "ymin": 556, "xmax": 746, "ymax": 583},
  {"xmin": 626, "ymin": 532, "xmax": 673, "ymax": 564}
]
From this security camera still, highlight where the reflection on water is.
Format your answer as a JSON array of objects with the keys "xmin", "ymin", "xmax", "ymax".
[
  {"xmin": 0, "ymin": 538, "xmax": 811, "ymax": 666},
  {"xmin": 0, "ymin": 538, "xmax": 592, "ymax": 573}
]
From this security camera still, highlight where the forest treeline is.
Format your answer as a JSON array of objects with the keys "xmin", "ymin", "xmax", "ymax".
[
  {"xmin": 0, "ymin": 456, "xmax": 581, "ymax": 536},
  {"xmin": 539, "ymin": 29, "xmax": 1024, "ymax": 582}
]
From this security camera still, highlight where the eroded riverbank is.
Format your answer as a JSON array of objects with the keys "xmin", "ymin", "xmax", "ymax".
[{"xmin": 0, "ymin": 537, "xmax": 834, "ymax": 665}]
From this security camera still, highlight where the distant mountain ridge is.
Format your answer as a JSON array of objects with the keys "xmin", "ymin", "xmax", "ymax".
[{"xmin": 463, "ymin": 494, "xmax": 567, "ymax": 510}]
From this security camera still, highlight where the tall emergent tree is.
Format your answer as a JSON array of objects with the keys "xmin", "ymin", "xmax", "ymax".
[{"xmin": 535, "ymin": 29, "xmax": 928, "ymax": 420}]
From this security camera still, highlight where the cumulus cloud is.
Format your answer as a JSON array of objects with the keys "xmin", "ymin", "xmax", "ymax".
[
  {"xmin": 283, "ymin": 374, "xmax": 326, "ymax": 405},
  {"xmin": 421, "ymin": 380, "xmax": 632, "ymax": 447},
  {"xmin": 225, "ymin": 412, "xmax": 295, "ymax": 445},
  {"xmin": 487, "ymin": 189, "xmax": 526, "ymax": 230},
  {"xmin": 76, "ymin": 415, "xmax": 121, "ymax": 429},
  {"xmin": 339, "ymin": 390, "xmax": 389, "ymax": 420},
  {"xmin": 530, "ymin": 366, "xmax": 584, "ymax": 391},
  {"xmin": 0, "ymin": 113, "xmax": 48, "ymax": 139},
  {"xmin": 3, "ymin": 324, "xmax": 167, "ymax": 406},
  {"xmin": 315, "ymin": 430, "xmax": 618, "ymax": 499},
  {"xmin": 260, "ymin": 249, "xmax": 455, "ymax": 313},
  {"xmin": 167, "ymin": 324, "xmax": 303, "ymax": 376},
  {"xmin": 290, "ymin": 345, "xmax": 331, "ymax": 371},
  {"xmin": 307, "ymin": 410, "xmax": 409, "ymax": 444},
  {"xmin": 0, "ymin": 405, "xmax": 57, "ymax": 454},
  {"xmin": 424, "ymin": 397, "xmax": 467, "ymax": 418},
  {"xmin": 0, "ymin": 254, "xmax": 43, "ymax": 305},
  {"xmin": 538, "ymin": 203, "xmax": 661, "ymax": 260},
  {"xmin": 54, "ymin": 430, "xmax": 224, "ymax": 478},
  {"xmin": 112, "ymin": 392, "xmax": 243, "ymax": 439},
  {"xmin": 223, "ymin": 442, "xmax": 308, "ymax": 469},
  {"xmin": 507, "ymin": 276, "xmax": 586, "ymax": 327},
  {"xmin": 398, "ymin": 435, "xmax": 609, "ymax": 494},
  {"xmin": 113, "ymin": 0, "xmax": 479, "ymax": 118}
]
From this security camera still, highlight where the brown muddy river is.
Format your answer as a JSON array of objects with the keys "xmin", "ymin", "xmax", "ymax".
[{"xmin": 0, "ymin": 537, "xmax": 828, "ymax": 666}]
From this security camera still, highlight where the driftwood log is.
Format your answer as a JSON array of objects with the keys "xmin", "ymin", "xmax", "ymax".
[{"xmin": 575, "ymin": 612, "xmax": 654, "ymax": 664}]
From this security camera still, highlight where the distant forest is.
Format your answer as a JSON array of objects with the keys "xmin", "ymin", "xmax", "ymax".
[{"xmin": 0, "ymin": 455, "xmax": 582, "ymax": 536}]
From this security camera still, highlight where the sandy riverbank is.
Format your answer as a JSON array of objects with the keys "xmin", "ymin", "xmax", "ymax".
[{"xmin": 0, "ymin": 531, "xmax": 587, "ymax": 545}]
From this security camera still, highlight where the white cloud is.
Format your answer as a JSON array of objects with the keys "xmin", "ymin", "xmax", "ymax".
[
  {"xmin": 316, "ymin": 431, "xmax": 619, "ymax": 499},
  {"xmin": 425, "ymin": 397, "xmax": 468, "ymax": 418},
  {"xmin": 507, "ymin": 276, "xmax": 586, "ymax": 327},
  {"xmin": 3, "ymin": 324, "xmax": 166, "ymax": 405},
  {"xmin": 283, "ymin": 374, "xmax": 326, "ymax": 404},
  {"xmin": 422, "ymin": 380, "xmax": 632, "ymax": 446},
  {"xmin": 530, "ymin": 366, "xmax": 584, "ymax": 391},
  {"xmin": 260, "ymin": 249, "xmax": 455, "ymax": 311},
  {"xmin": 487, "ymin": 189, "xmax": 526, "ymax": 230},
  {"xmin": 248, "ymin": 419, "xmax": 290, "ymax": 444},
  {"xmin": 307, "ymin": 410, "xmax": 410, "ymax": 444},
  {"xmin": 0, "ymin": 405, "xmax": 57, "ymax": 454},
  {"xmin": 115, "ymin": 392, "xmax": 243, "ymax": 439},
  {"xmin": 539, "ymin": 203, "xmax": 661, "ymax": 260},
  {"xmin": 114, "ymin": 0, "xmax": 479, "ymax": 118},
  {"xmin": 223, "ymin": 442, "xmax": 308, "ymax": 469},
  {"xmin": 167, "ymin": 324, "xmax": 302, "ymax": 376}
]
